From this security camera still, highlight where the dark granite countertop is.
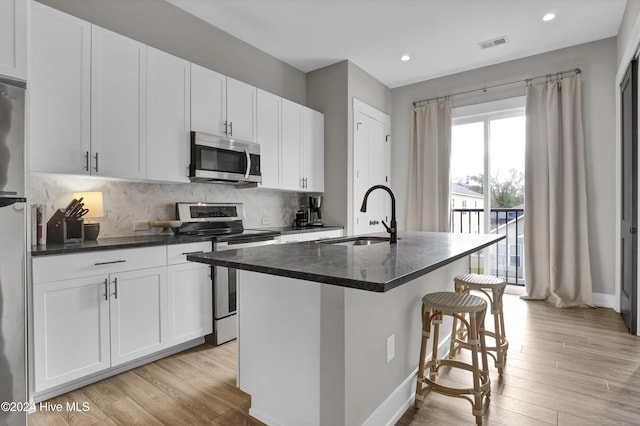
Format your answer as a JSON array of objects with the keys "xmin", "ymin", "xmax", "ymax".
[
  {"xmin": 31, "ymin": 234, "xmax": 216, "ymax": 257},
  {"xmin": 187, "ymin": 231, "xmax": 504, "ymax": 292},
  {"xmin": 30, "ymin": 226, "xmax": 344, "ymax": 257}
]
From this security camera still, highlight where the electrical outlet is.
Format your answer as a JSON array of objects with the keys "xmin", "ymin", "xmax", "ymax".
[
  {"xmin": 387, "ymin": 334, "xmax": 395, "ymax": 363},
  {"xmin": 261, "ymin": 216, "xmax": 270, "ymax": 225},
  {"xmin": 133, "ymin": 221, "xmax": 150, "ymax": 231}
]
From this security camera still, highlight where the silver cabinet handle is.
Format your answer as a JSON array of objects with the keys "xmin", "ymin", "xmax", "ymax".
[
  {"xmin": 224, "ymin": 120, "xmax": 228, "ymax": 136},
  {"xmin": 93, "ymin": 152, "xmax": 99, "ymax": 173},
  {"xmin": 181, "ymin": 251, "xmax": 204, "ymax": 255},
  {"xmin": 229, "ymin": 121, "xmax": 233, "ymax": 136},
  {"xmin": 113, "ymin": 277, "xmax": 118, "ymax": 299},
  {"xmin": 94, "ymin": 260, "xmax": 126, "ymax": 266},
  {"xmin": 103, "ymin": 278, "xmax": 108, "ymax": 301},
  {"xmin": 244, "ymin": 148, "xmax": 251, "ymax": 179},
  {"xmin": 85, "ymin": 151, "xmax": 89, "ymax": 172}
]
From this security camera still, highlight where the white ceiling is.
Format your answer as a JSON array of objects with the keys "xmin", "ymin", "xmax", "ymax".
[{"xmin": 166, "ymin": 0, "xmax": 628, "ymax": 88}]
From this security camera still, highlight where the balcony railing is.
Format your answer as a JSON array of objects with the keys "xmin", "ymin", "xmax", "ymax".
[{"xmin": 451, "ymin": 208, "xmax": 525, "ymax": 286}]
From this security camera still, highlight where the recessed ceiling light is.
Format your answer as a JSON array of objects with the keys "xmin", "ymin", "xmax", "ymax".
[
  {"xmin": 401, "ymin": 55, "xmax": 411, "ymax": 62},
  {"xmin": 543, "ymin": 12, "xmax": 556, "ymax": 22}
]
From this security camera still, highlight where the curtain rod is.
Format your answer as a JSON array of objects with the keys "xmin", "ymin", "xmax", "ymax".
[{"xmin": 412, "ymin": 68, "xmax": 581, "ymax": 107}]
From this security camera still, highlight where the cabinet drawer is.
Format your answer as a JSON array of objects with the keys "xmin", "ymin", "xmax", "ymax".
[
  {"xmin": 33, "ymin": 246, "xmax": 166, "ymax": 284},
  {"xmin": 167, "ymin": 242, "xmax": 212, "ymax": 265}
]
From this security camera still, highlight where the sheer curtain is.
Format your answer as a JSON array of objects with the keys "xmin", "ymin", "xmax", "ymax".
[
  {"xmin": 523, "ymin": 75, "xmax": 593, "ymax": 307},
  {"xmin": 407, "ymin": 101, "xmax": 452, "ymax": 232}
]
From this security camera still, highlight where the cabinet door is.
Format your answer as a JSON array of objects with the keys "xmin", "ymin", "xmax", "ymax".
[
  {"xmin": 109, "ymin": 267, "xmax": 167, "ymax": 366},
  {"xmin": 167, "ymin": 263, "xmax": 212, "ymax": 345},
  {"xmin": 191, "ymin": 63, "xmax": 226, "ymax": 137},
  {"xmin": 257, "ymin": 89, "xmax": 281, "ymax": 189},
  {"xmin": 30, "ymin": 3, "xmax": 91, "ymax": 174},
  {"xmin": 147, "ymin": 47, "xmax": 190, "ymax": 183},
  {"xmin": 281, "ymin": 99, "xmax": 302, "ymax": 191},
  {"xmin": 226, "ymin": 77, "xmax": 256, "ymax": 142},
  {"xmin": 0, "ymin": 0, "xmax": 26, "ymax": 80},
  {"xmin": 33, "ymin": 276, "xmax": 110, "ymax": 392},
  {"xmin": 302, "ymin": 107, "xmax": 324, "ymax": 192},
  {"xmin": 91, "ymin": 25, "xmax": 147, "ymax": 179}
]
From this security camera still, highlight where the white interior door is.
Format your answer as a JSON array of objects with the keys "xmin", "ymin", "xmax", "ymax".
[{"xmin": 353, "ymin": 105, "xmax": 390, "ymax": 235}]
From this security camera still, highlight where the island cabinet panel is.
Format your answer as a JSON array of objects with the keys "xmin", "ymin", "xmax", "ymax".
[
  {"xmin": 33, "ymin": 275, "xmax": 111, "ymax": 393},
  {"xmin": 91, "ymin": 25, "xmax": 147, "ymax": 180},
  {"xmin": 109, "ymin": 267, "xmax": 168, "ymax": 366},
  {"xmin": 30, "ymin": 2, "xmax": 91, "ymax": 174},
  {"xmin": 0, "ymin": 0, "xmax": 26, "ymax": 80}
]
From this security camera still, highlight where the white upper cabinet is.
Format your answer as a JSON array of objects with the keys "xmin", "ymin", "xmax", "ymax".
[
  {"xmin": 281, "ymin": 99, "xmax": 302, "ymax": 191},
  {"xmin": 190, "ymin": 63, "xmax": 226, "ymax": 137},
  {"xmin": 191, "ymin": 63, "xmax": 256, "ymax": 142},
  {"xmin": 147, "ymin": 47, "xmax": 190, "ymax": 183},
  {"xmin": 302, "ymin": 107, "xmax": 324, "ymax": 193},
  {"xmin": 0, "ymin": 0, "xmax": 27, "ymax": 80},
  {"xmin": 257, "ymin": 89, "xmax": 281, "ymax": 189},
  {"xmin": 30, "ymin": 3, "xmax": 91, "ymax": 174},
  {"xmin": 226, "ymin": 76, "xmax": 256, "ymax": 142},
  {"xmin": 280, "ymin": 99, "xmax": 325, "ymax": 192},
  {"xmin": 91, "ymin": 25, "xmax": 147, "ymax": 180}
]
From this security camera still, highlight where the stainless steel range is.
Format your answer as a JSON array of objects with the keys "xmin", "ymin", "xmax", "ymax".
[{"xmin": 176, "ymin": 202, "xmax": 279, "ymax": 345}]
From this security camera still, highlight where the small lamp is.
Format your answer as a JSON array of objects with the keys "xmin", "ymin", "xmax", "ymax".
[{"xmin": 73, "ymin": 191, "xmax": 104, "ymax": 240}]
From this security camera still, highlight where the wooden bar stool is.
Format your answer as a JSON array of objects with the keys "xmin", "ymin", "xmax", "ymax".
[
  {"xmin": 415, "ymin": 291, "xmax": 490, "ymax": 426},
  {"xmin": 450, "ymin": 273, "xmax": 508, "ymax": 374}
]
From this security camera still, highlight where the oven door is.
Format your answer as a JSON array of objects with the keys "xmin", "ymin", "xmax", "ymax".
[{"xmin": 190, "ymin": 131, "xmax": 261, "ymax": 183}]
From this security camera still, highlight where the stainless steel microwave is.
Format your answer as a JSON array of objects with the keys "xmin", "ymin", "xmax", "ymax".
[{"xmin": 189, "ymin": 131, "xmax": 261, "ymax": 187}]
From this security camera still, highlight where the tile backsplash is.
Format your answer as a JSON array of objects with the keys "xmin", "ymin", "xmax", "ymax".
[{"xmin": 30, "ymin": 175, "xmax": 302, "ymax": 238}]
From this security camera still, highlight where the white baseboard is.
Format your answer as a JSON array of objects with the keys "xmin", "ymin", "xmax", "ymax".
[
  {"xmin": 592, "ymin": 292, "xmax": 616, "ymax": 309},
  {"xmin": 363, "ymin": 335, "xmax": 452, "ymax": 426},
  {"xmin": 249, "ymin": 408, "xmax": 283, "ymax": 426}
]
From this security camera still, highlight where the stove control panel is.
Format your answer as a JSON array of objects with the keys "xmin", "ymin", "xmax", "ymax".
[{"xmin": 176, "ymin": 202, "xmax": 245, "ymax": 222}]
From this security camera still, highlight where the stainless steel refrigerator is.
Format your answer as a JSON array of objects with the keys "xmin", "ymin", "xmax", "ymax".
[{"xmin": 0, "ymin": 76, "xmax": 26, "ymax": 426}]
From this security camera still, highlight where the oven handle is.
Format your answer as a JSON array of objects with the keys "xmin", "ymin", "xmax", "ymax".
[
  {"xmin": 216, "ymin": 238, "xmax": 277, "ymax": 250},
  {"xmin": 244, "ymin": 148, "xmax": 251, "ymax": 179}
]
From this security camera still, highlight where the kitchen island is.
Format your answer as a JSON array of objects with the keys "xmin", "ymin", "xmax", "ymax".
[{"xmin": 188, "ymin": 231, "xmax": 503, "ymax": 426}]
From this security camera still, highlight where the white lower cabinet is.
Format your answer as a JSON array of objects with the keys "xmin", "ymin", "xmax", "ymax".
[
  {"xmin": 167, "ymin": 241, "xmax": 213, "ymax": 346},
  {"xmin": 32, "ymin": 244, "xmax": 213, "ymax": 395},
  {"xmin": 109, "ymin": 267, "xmax": 168, "ymax": 366},
  {"xmin": 33, "ymin": 275, "xmax": 111, "ymax": 392}
]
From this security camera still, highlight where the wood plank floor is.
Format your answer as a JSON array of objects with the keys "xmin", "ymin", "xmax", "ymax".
[{"xmin": 29, "ymin": 293, "xmax": 640, "ymax": 425}]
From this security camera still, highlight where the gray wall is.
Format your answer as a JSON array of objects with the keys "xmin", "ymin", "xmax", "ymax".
[
  {"xmin": 306, "ymin": 60, "xmax": 391, "ymax": 233},
  {"xmin": 37, "ymin": 0, "xmax": 306, "ymax": 104},
  {"xmin": 306, "ymin": 61, "xmax": 349, "ymax": 230},
  {"xmin": 391, "ymin": 38, "xmax": 617, "ymax": 296}
]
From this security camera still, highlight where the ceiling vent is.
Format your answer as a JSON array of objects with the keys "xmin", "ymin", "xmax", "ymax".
[{"xmin": 479, "ymin": 36, "xmax": 508, "ymax": 50}]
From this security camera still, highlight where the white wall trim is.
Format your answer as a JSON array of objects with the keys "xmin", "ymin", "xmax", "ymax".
[
  {"xmin": 362, "ymin": 335, "xmax": 452, "ymax": 426},
  {"xmin": 592, "ymin": 292, "xmax": 617, "ymax": 309}
]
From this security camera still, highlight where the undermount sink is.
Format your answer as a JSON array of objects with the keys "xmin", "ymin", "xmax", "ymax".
[{"xmin": 317, "ymin": 236, "xmax": 390, "ymax": 246}]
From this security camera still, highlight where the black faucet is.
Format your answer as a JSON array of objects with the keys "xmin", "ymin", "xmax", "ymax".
[{"xmin": 360, "ymin": 185, "xmax": 397, "ymax": 244}]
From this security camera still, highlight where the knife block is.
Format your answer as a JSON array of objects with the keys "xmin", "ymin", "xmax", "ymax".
[{"xmin": 47, "ymin": 209, "xmax": 84, "ymax": 243}]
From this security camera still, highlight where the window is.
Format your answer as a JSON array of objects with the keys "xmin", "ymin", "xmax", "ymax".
[
  {"xmin": 509, "ymin": 244, "xmax": 521, "ymax": 267},
  {"xmin": 450, "ymin": 97, "xmax": 526, "ymax": 284}
]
